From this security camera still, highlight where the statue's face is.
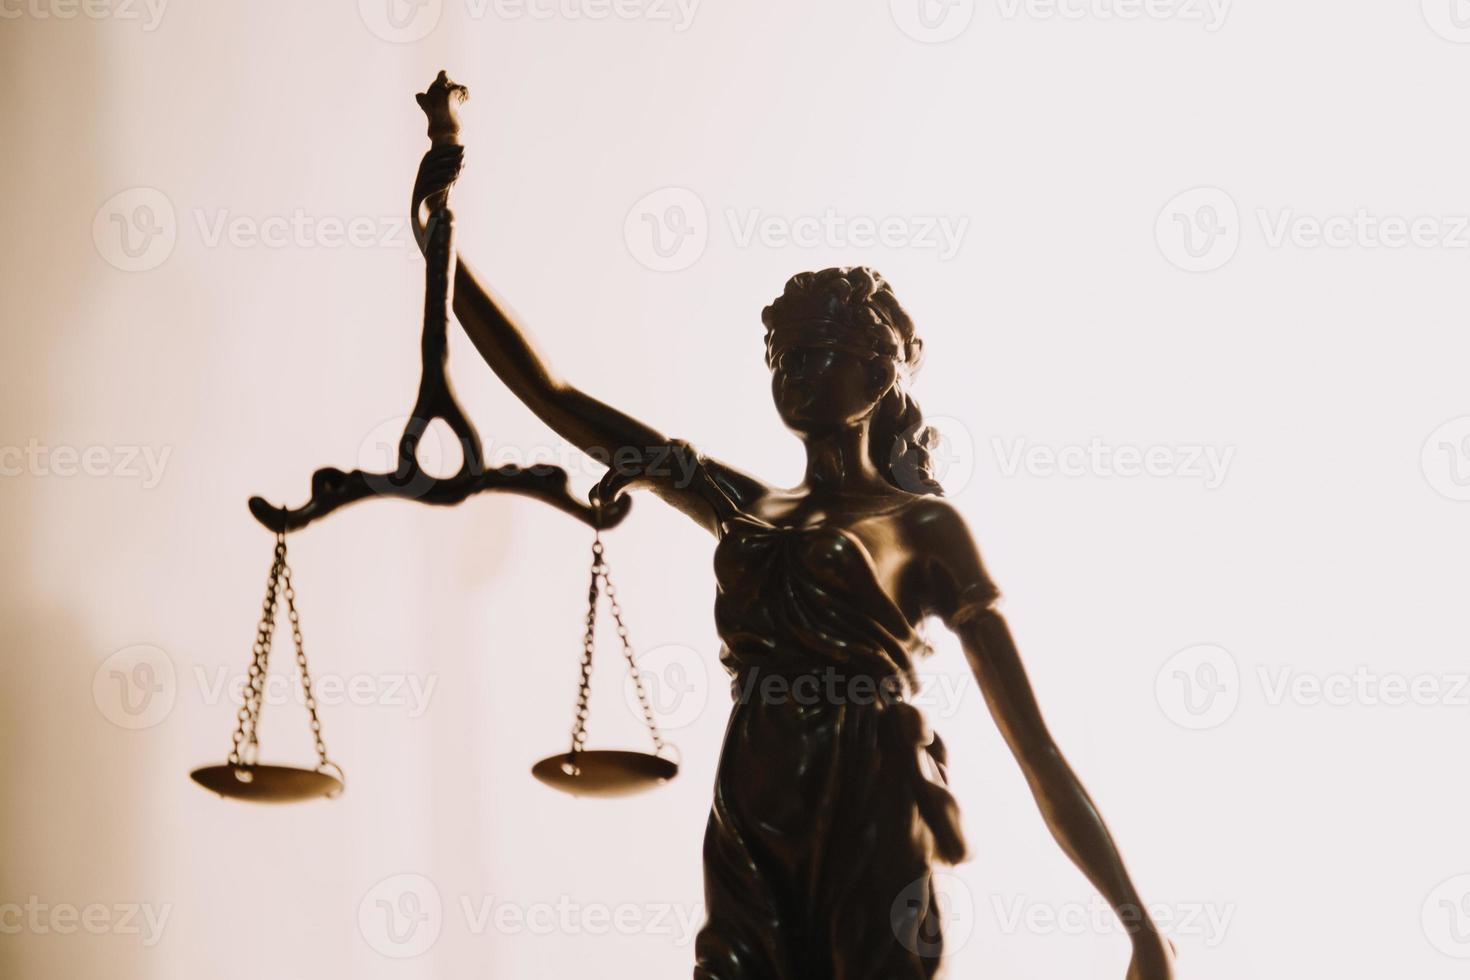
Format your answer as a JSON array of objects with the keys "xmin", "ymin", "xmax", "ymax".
[{"xmin": 769, "ymin": 344, "xmax": 896, "ymax": 435}]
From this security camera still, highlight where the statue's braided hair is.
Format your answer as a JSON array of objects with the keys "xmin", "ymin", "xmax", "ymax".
[{"xmin": 761, "ymin": 267, "xmax": 944, "ymax": 496}]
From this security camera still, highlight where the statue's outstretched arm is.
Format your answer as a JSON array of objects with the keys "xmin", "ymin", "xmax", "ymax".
[{"xmin": 915, "ymin": 501, "xmax": 1176, "ymax": 980}]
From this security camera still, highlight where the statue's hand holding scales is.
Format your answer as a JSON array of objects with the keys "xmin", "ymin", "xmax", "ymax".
[
  {"xmin": 412, "ymin": 72, "xmax": 469, "ymax": 242},
  {"xmin": 416, "ymin": 70, "xmax": 466, "ymax": 146}
]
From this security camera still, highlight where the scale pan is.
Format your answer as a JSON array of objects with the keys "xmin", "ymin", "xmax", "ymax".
[
  {"xmin": 190, "ymin": 763, "xmax": 343, "ymax": 803},
  {"xmin": 531, "ymin": 750, "xmax": 677, "ymax": 798}
]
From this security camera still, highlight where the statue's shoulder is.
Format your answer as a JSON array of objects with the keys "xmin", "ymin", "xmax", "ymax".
[
  {"xmin": 895, "ymin": 496, "xmax": 1001, "ymax": 606},
  {"xmin": 893, "ymin": 493, "xmax": 969, "ymax": 538}
]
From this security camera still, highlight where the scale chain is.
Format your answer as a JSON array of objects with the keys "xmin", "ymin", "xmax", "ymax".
[
  {"xmin": 567, "ymin": 531, "xmax": 666, "ymax": 758},
  {"xmin": 229, "ymin": 537, "xmax": 282, "ymax": 765},
  {"xmin": 280, "ymin": 555, "xmax": 332, "ymax": 769},
  {"xmin": 568, "ymin": 536, "xmax": 600, "ymax": 756},
  {"xmin": 227, "ymin": 532, "xmax": 334, "ymax": 770}
]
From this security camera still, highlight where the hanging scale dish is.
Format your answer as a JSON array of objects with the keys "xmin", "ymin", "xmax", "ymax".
[
  {"xmin": 190, "ymin": 532, "xmax": 344, "ymax": 802},
  {"xmin": 532, "ymin": 506, "xmax": 679, "ymax": 797}
]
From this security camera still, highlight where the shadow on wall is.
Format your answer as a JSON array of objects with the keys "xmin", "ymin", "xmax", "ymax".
[
  {"xmin": 0, "ymin": 601, "xmax": 153, "ymax": 980},
  {"xmin": 0, "ymin": 22, "xmax": 152, "ymax": 980}
]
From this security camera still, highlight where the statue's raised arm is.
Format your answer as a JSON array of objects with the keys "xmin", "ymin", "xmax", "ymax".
[{"xmin": 410, "ymin": 72, "xmax": 767, "ymax": 534}]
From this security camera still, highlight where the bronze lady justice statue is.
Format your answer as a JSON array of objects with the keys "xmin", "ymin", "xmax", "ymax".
[{"xmin": 412, "ymin": 75, "xmax": 1175, "ymax": 980}]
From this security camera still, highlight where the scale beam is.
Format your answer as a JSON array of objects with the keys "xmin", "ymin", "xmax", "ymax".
[{"xmin": 246, "ymin": 72, "xmax": 626, "ymax": 535}]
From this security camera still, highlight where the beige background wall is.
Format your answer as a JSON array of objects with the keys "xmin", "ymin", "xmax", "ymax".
[{"xmin": 3, "ymin": 3, "xmax": 1469, "ymax": 977}]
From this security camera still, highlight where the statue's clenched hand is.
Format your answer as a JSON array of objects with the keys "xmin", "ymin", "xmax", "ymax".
[{"xmin": 411, "ymin": 71, "xmax": 469, "ymax": 252}]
